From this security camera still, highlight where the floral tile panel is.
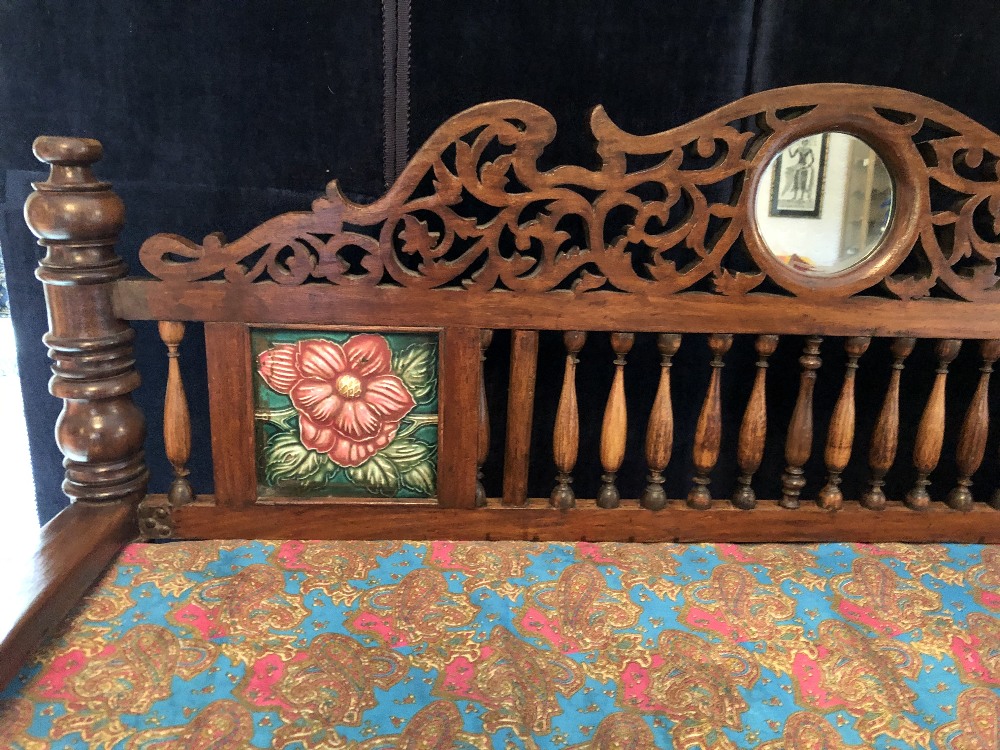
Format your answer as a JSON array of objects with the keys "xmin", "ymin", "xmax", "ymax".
[{"xmin": 252, "ymin": 328, "xmax": 438, "ymax": 499}]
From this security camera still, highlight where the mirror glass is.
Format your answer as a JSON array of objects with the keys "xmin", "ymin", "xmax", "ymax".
[{"xmin": 754, "ymin": 132, "xmax": 894, "ymax": 275}]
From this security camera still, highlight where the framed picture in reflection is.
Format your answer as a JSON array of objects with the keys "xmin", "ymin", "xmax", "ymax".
[{"xmin": 769, "ymin": 133, "xmax": 829, "ymax": 218}]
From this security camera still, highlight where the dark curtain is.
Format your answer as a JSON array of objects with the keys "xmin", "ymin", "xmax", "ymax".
[{"xmin": 3, "ymin": 1, "xmax": 1000, "ymax": 522}]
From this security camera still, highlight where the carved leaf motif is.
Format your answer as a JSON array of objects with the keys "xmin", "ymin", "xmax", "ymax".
[
  {"xmin": 263, "ymin": 432, "xmax": 338, "ymax": 488},
  {"xmin": 392, "ymin": 342, "xmax": 438, "ymax": 401},
  {"xmin": 400, "ymin": 462, "xmax": 435, "ymax": 495},
  {"xmin": 381, "ymin": 438, "xmax": 435, "ymax": 471},
  {"xmin": 347, "ymin": 453, "xmax": 400, "ymax": 497},
  {"xmin": 885, "ymin": 274, "xmax": 936, "ymax": 300},
  {"xmin": 713, "ymin": 270, "xmax": 764, "ymax": 296},
  {"xmin": 399, "ymin": 215, "xmax": 441, "ymax": 257}
]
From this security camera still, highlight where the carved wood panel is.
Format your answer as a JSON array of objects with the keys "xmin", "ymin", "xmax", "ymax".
[{"xmin": 140, "ymin": 84, "xmax": 1000, "ymax": 301}]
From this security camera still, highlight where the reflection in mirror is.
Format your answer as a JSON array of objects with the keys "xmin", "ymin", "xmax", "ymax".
[{"xmin": 755, "ymin": 132, "xmax": 894, "ymax": 275}]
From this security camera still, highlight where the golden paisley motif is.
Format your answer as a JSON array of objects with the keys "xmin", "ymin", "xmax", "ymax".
[
  {"xmin": 436, "ymin": 625, "xmax": 585, "ymax": 736},
  {"xmin": 517, "ymin": 562, "xmax": 642, "ymax": 653},
  {"xmin": 683, "ymin": 563, "xmax": 799, "ymax": 642},
  {"xmin": 619, "ymin": 629, "xmax": 758, "ymax": 750},
  {"xmin": 242, "ymin": 632, "xmax": 405, "ymax": 749},
  {"xmin": 566, "ymin": 712, "xmax": 657, "ymax": 750},
  {"xmin": 75, "ymin": 588, "xmax": 134, "ymax": 625},
  {"xmin": 968, "ymin": 547, "xmax": 1000, "ymax": 611},
  {"xmin": 43, "ymin": 624, "xmax": 216, "ymax": 744},
  {"xmin": 715, "ymin": 544, "xmax": 827, "ymax": 591},
  {"xmin": 279, "ymin": 539, "xmax": 402, "ymax": 603},
  {"xmin": 351, "ymin": 567, "xmax": 478, "ymax": 648},
  {"xmin": 429, "ymin": 540, "xmax": 539, "ymax": 600},
  {"xmin": 354, "ymin": 700, "xmax": 491, "ymax": 750},
  {"xmin": 578, "ymin": 541, "xmax": 683, "ymax": 600},
  {"xmin": 792, "ymin": 620, "xmax": 925, "ymax": 746},
  {"xmin": 171, "ymin": 563, "xmax": 310, "ymax": 641},
  {"xmin": 953, "ymin": 612, "xmax": 1000, "ymax": 687},
  {"xmin": 933, "ymin": 687, "xmax": 1000, "ymax": 750},
  {"xmin": 757, "ymin": 711, "xmax": 864, "ymax": 750},
  {"xmin": 120, "ymin": 541, "xmax": 224, "ymax": 597},
  {"xmin": 123, "ymin": 700, "xmax": 255, "ymax": 750},
  {"xmin": 857, "ymin": 543, "xmax": 967, "ymax": 586},
  {"xmin": 831, "ymin": 557, "xmax": 942, "ymax": 636}
]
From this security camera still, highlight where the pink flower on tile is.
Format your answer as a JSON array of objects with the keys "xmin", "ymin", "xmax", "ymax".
[{"xmin": 258, "ymin": 335, "xmax": 415, "ymax": 467}]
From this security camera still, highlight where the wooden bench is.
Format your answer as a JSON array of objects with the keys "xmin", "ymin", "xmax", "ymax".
[{"xmin": 4, "ymin": 82, "xmax": 999, "ymax": 688}]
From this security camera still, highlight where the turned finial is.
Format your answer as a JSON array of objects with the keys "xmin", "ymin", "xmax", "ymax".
[{"xmin": 26, "ymin": 137, "xmax": 124, "ymax": 244}]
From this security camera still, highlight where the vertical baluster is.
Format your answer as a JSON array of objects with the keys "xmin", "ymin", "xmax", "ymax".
[
  {"xmin": 551, "ymin": 331, "xmax": 586, "ymax": 509},
  {"xmin": 818, "ymin": 337, "xmax": 871, "ymax": 510},
  {"xmin": 732, "ymin": 335, "xmax": 779, "ymax": 509},
  {"xmin": 949, "ymin": 340, "xmax": 1000, "ymax": 510},
  {"xmin": 159, "ymin": 321, "xmax": 193, "ymax": 510},
  {"xmin": 475, "ymin": 329, "xmax": 494, "ymax": 507},
  {"xmin": 642, "ymin": 334, "xmax": 682, "ymax": 510},
  {"xmin": 781, "ymin": 336, "xmax": 822, "ymax": 509},
  {"xmin": 688, "ymin": 334, "xmax": 733, "ymax": 509},
  {"xmin": 907, "ymin": 339, "xmax": 961, "ymax": 509},
  {"xmin": 598, "ymin": 332, "xmax": 635, "ymax": 508},
  {"xmin": 863, "ymin": 337, "xmax": 916, "ymax": 510}
]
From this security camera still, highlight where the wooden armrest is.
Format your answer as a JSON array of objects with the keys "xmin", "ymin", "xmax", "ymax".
[{"xmin": 0, "ymin": 502, "xmax": 135, "ymax": 690}]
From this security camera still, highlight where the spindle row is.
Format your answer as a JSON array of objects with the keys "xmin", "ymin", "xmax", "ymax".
[{"xmin": 478, "ymin": 331, "xmax": 1000, "ymax": 511}]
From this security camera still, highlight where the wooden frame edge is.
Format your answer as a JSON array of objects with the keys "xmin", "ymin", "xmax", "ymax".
[
  {"xmin": 0, "ymin": 503, "xmax": 135, "ymax": 690},
  {"xmin": 172, "ymin": 498, "xmax": 999, "ymax": 543}
]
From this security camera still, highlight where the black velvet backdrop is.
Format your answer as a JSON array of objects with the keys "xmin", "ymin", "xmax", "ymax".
[{"xmin": 3, "ymin": 1, "xmax": 1000, "ymax": 522}]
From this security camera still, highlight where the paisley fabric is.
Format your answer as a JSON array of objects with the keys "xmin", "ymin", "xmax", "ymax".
[{"xmin": 2, "ymin": 541, "xmax": 998, "ymax": 749}]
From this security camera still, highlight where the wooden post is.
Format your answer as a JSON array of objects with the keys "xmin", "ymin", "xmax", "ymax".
[
  {"xmin": 597, "ymin": 332, "xmax": 634, "ymax": 508},
  {"xmin": 780, "ymin": 336, "xmax": 822, "ymax": 509},
  {"xmin": 641, "ymin": 333, "xmax": 682, "ymax": 510},
  {"xmin": 688, "ymin": 333, "xmax": 733, "ymax": 509},
  {"xmin": 732, "ymin": 334, "xmax": 779, "ymax": 509},
  {"xmin": 24, "ymin": 137, "xmax": 147, "ymax": 512},
  {"xmin": 907, "ymin": 339, "xmax": 961, "ymax": 509},
  {"xmin": 863, "ymin": 337, "xmax": 915, "ymax": 510},
  {"xmin": 475, "ymin": 329, "xmax": 493, "ymax": 507},
  {"xmin": 551, "ymin": 331, "xmax": 586, "ymax": 509},
  {"xmin": 818, "ymin": 336, "xmax": 870, "ymax": 510},
  {"xmin": 948, "ymin": 339, "xmax": 1000, "ymax": 510}
]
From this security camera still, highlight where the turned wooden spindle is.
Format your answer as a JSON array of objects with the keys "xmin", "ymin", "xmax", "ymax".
[
  {"xmin": 949, "ymin": 340, "xmax": 1000, "ymax": 510},
  {"xmin": 475, "ymin": 329, "xmax": 494, "ymax": 507},
  {"xmin": 551, "ymin": 331, "xmax": 587, "ymax": 509},
  {"xmin": 159, "ymin": 321, "xmax": 194, "ymax": 511},
  {"xmin": 688, "ymin": 334, "xmax": 733, "ymax": 509},
  {"xmin": 597, "ymin": 332, "xmax": 635, "ymax": 508},
  {"xmin": 818, "ymin": 336, "xmax": 871, "ymax": 510},
  {"xmin": 907, "ymin": 339, "xmax": 961, "ymax": 509},
  {"xmin": 863, "ymin": 337, "xmax": 916, "ymax": 510},
  {"xmin": 732, "ymin": 335, "xmax": 779, "ymax": 509},
  {"xmin": 641, "ymin": 334, "xmax": 682, "ymax": 510},
  {"xmin": 24, "ymin": 137, "xmax": 148, "ymax": 515},
  {"xmin": 780, "ymin": 336, "xmax": 822, "ymax": 509}
]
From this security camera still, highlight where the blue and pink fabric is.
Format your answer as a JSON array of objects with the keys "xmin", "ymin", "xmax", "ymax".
[{"xmin": 2, "ymin": 540, "xmax": 998, "ymax": 748}]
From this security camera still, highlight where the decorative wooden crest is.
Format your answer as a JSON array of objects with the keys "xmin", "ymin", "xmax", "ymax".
[{"xmin": 140, "ymin": 84, "xmax": 1000, "ymax": 301}]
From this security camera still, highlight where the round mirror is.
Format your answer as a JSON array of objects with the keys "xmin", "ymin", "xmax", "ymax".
[{"xmin": 754, "ymin": 132, "xmax": 894, "ymax": 275}]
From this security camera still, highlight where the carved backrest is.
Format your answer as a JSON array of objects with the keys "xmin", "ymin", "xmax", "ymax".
[{"xmin": 27, "ymin": 84, "xmax": 1000, "ymax": 542}]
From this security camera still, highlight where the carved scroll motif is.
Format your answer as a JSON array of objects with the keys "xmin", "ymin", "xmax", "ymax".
[{"xmin": 141, "ymin": 85, "xmax": 1000, "ymax": 302}]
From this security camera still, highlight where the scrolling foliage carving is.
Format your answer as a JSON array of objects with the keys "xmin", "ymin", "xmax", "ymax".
[{"xmin": 140, "ymin": 84, "xmax": 1000, "ymax": 301}]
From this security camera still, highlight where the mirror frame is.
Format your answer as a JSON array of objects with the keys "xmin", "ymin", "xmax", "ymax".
[{"xmin": 745, "ymin": 113, "xmax": 922, "ymax": 298}]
